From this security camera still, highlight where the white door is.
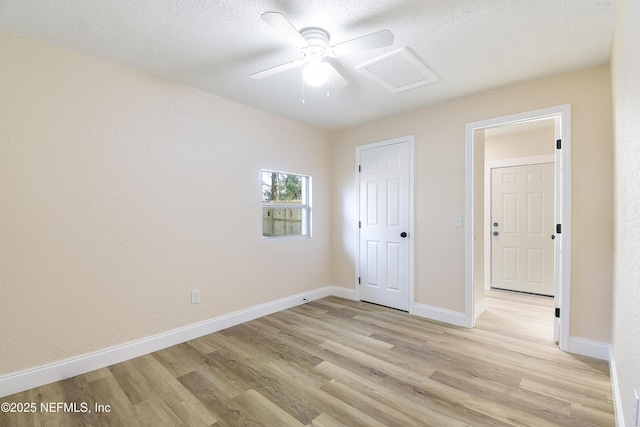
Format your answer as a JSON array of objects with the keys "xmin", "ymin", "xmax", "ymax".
[
  {"xmin": 491, "ymin": 163, "xmax": 555, "ymax": 296},
  {"xmin": 359, "ymin": 141, "xmax": 411, "ymax": 311}
]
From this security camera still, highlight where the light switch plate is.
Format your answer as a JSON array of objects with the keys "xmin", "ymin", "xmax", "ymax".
[
  {"xmin": 453, "ymin": 214, "xmax": 463, "ymax": 228},
  {"xmin": 191, "ymin": 289, "xmax": 201, "ymax": 304},
  {"xmin": 633, "ymin": 389, "xmax": 639, "ymax": 426}
]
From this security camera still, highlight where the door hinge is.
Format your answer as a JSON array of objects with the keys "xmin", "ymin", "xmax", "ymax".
[
  {"xmin": 556, "ymin": 224, "xmax": 562, "ymax": 234},
  {"xmin": 358, "ymin": 277, "xmax": 361, "ymax": 284},
  {"xmin": 358, "ymin": 165, "xmax": 361, "ymax": 172},
  {"xmin": 359, "ymin": 221, "xmax": 361, "ymax": 229},
  {"xmin": 556, "ymin": 139, "xmax": 562, "ymax": 149},
  {"xmin": 555, "ymin": 308, "xmax": 560, "ymax": 318}
]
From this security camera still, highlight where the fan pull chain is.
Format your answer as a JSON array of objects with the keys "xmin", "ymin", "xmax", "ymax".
[{"xmin": 301, "ymin": 77, "xmax": 331, "ymax": 103}]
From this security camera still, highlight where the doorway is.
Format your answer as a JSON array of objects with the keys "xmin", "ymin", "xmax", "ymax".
[
  {"xmin": 356, "ymin": 136, "xmax": 414, "ymax": 312},
  {"xmin": 465, "ymin": 105, "xmax": 572, "ymax": 351}
]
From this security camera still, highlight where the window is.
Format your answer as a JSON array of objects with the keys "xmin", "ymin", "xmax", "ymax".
[{"xmin": 261, "ymin": 170, "xmax": 310, "ymax": 239}]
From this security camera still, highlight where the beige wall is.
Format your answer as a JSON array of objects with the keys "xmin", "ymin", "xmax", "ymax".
[
  {"xmin": 611, "ymin": 0, "xmax": 640, "ymax": 424},
  {"xmin": 331, "ymin": 65, "xmax": 613, "ymax": 343},
  {"xmin": 0, "ymin": 31, "xmax": 332, "ymax": 376},
  {"xmin": 485, "ymin": 122, "xmax": 555, "ymax": 161}
]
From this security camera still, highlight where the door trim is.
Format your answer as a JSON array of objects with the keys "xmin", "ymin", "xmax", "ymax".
[
  {"xmin": 355, "ymin": 136, "xmax": 415, "ymax": 313},
  {"xmin": 484, "ymin": 155, "xmax": 555, "ymax": 291},
  {"xmin": 464, "ymin": 104, "xmax": 571, "ymax": 352}
]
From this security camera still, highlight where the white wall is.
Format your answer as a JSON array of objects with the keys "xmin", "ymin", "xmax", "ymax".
[
  {"xmin": 610, "ymin": 0, "xmax": 640, "ymax": 424},
  {"xmin": 0, "ymin": 31, "xmax": 332, "ymax": 377},
  {"xmin": 331, "ymin": 65, "xmax": 613, "ymax": 344}
]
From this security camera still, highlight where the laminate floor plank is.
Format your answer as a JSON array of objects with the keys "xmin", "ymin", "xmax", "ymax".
[
  {"xmin": 275, "ymin": 309, "xmax": 377, "ymax": 343},
  {"xmin": 428, "ymin": 370, "xmax": 582, "ymax": 425},
  {"xmin": 519, "ymin": 378, "xmax": 613, "ymax": 410},
  {"xmin": 319, "ymin": 378, "xmax": 428, "ymax": 427},
  {"xmin": 177, "ymin": 369, "xmax": 258, "ymax": 427},
  {"xmin": 108, "ymin": 359, "xmax": 157, "ymax": 405},
  {"xmin": 85, "ymin": 375, "xmax": 142, "ymax": 427},
  {"xmin": 258, "ymin": 360, "xmax": 326, "ymax": 423},
  {"xmin": 321, "ymin": 336, "xmax": 556, "ymax": 426},
  {"xmin": 306, "ymin": 412, "xmax": 349, "ymax": 427},
  {"xmin": 133, "ymin": 394, "xmax": 184, "ymax": 427},
  {"xmin": 152, "ymin": 342, "xmax": 210, "ymax": 378},
  {"xmin": 82, "ymin": 368, "xmax": 112, "ymax": 383},
  {"xmin": 205, "ymin": 350, "xmax": 322, "ymax": 425},
  {"xmin": 127, "ymin": 354, "xmax": 218, "ymax": 426},
  {"xmin": 1, "ymin": 291, "xmax": 615, "ymax": 426},
  {"xmin": 260, "ymin": 361, "xmax": 388, "ymax": 427},
  {"xmin": 225, "ymin": 323, "xmax": 326, "ymax": 371},
  {"xmin": 232, "ymin": 389, "xmax": 305, "ymax": 427},
  {"xmin": 386, "ymin": 328, "xmax": 606, "ymax": 397},
  {"xmin": 313, "ymin": 361, "xmax": 472, "ymax": 427},
  {"xmin": 319, "ymin": 339, "xmax": 437, "ymax": 381}
]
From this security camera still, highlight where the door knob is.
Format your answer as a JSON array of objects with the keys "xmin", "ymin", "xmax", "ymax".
[
  {"xmin": 493, "ymin": 231, "xmax": 499, "ymax": 236},
  {"xmin": 400, "ymin": 232, "xmax": 407, "ymax": 238},
  {"xmin": 493, "ymin": 222, "xmax": 498, "ymax": 227}
]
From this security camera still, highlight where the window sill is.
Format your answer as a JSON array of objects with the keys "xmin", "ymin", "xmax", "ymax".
[{"xmin": 262, "ymin": 235, "xmax": 311, "ymax": 243}]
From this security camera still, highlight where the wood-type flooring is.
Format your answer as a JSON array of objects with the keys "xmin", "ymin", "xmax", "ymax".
[{"xmin": 1, "ymin": 291, "xmax": 614, "ymax": 426}]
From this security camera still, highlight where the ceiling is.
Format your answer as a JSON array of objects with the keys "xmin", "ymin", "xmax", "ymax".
[{"xmin": 0, "ymin": 0, "xmax": 616, "ymax": 130}]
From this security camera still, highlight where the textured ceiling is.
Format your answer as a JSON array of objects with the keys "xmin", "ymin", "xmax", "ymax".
[{"xmin": 0, "ymin": 0, "xmax": 616, "ymax": 129}]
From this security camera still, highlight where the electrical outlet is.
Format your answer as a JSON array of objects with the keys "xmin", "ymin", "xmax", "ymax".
[
  {"xmin": 191, "ymin": 290, "xmax": 201, "ymax": 304},
  {"xmin": 633, "ymin": 389, "xmax": 639, "ymax": 427}
]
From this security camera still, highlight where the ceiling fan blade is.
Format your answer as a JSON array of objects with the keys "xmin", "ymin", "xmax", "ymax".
[
  {"xmin": 326, "ymin": 63, "xmax": 348, "ymax": 90},
  {"xmin": 261, "ymin": 12, "xmax": 308, "ymax": 48},
  {"xmin": 250, "ymin": 59, "xmax": 305, "ymax": 79},
  {"xmin": 330, "ymin": 29, "xmax": 394, "ymax": 57}
]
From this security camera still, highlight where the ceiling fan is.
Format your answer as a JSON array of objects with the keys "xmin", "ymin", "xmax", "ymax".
[{"xmin": 250, "ymin": 12, "xmax": 394, "ymax": 89}]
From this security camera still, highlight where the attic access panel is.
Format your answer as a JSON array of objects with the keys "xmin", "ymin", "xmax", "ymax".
[{"xmin": 355, "ymin": 47, "xmax": 438, "ymax": 93}]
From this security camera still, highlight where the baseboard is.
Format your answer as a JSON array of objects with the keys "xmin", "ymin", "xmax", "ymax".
[
  {"xmin": 0, "ymin": 286, "xmax": 333, "ymax": 398},
  {"xmin": 413, "ymin": 303, "xmax": 469, "ymax": 328},
  {"xmin": 609, "ymin": 348, "xmax": 626, "ymax": 427},
  {"xmin": 567, "ymin": 337, "xmax": 610, "ymax": 361},
  {"xmin": 5, "ymin": 287, "xmax": 604, "ymax": 400},
  {"xmin": 474, "ymin": 300, "xmax": 487, "ymax": 321},
  {"xmin": 328, "ymin": 285, "xmax": 357, "ymax": 301}
]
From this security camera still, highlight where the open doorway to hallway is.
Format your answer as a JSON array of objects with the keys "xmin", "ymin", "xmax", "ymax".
[
  {"xmin": 465, "ymin": 104, "xmax": 572, "ymax": 352},
  {"xmin": 483, "ymin": 120, "xmax": 556, "ymax": 298},
  {"xmin": 479, "ymin": 119, "xmax": 557, "ymax": 341}
]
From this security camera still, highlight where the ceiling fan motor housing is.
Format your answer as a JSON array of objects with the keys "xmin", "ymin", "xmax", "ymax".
[{"xmin": 301, "ymin": 28, "xmax": 330, "ymax": 62}]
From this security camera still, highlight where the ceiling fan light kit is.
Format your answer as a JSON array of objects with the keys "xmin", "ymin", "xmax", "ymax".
[
  {"xmin": 300, "ymin": 28, "xmax": 331, "ymax": 86},
  {"xmin": 251, "ymin": 12, "xmax": 395, "ymax": 91},
  {"xmin": 303, "ymin": 62, "xmax": 330, "ymax": 86}
]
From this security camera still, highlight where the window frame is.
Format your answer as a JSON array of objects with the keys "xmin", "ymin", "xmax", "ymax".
[{"xmin": 261, "ymin": 169, "xmax": 312, "ymax": 241}]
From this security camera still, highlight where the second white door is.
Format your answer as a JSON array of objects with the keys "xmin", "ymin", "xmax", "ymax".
[
  {"xmin": 491, "ymin": 163, "xmax": 555, "ymax": 296},
  {"xmin": 359, "ymin": 141, "xmax": 411, "ymax": 311}
]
